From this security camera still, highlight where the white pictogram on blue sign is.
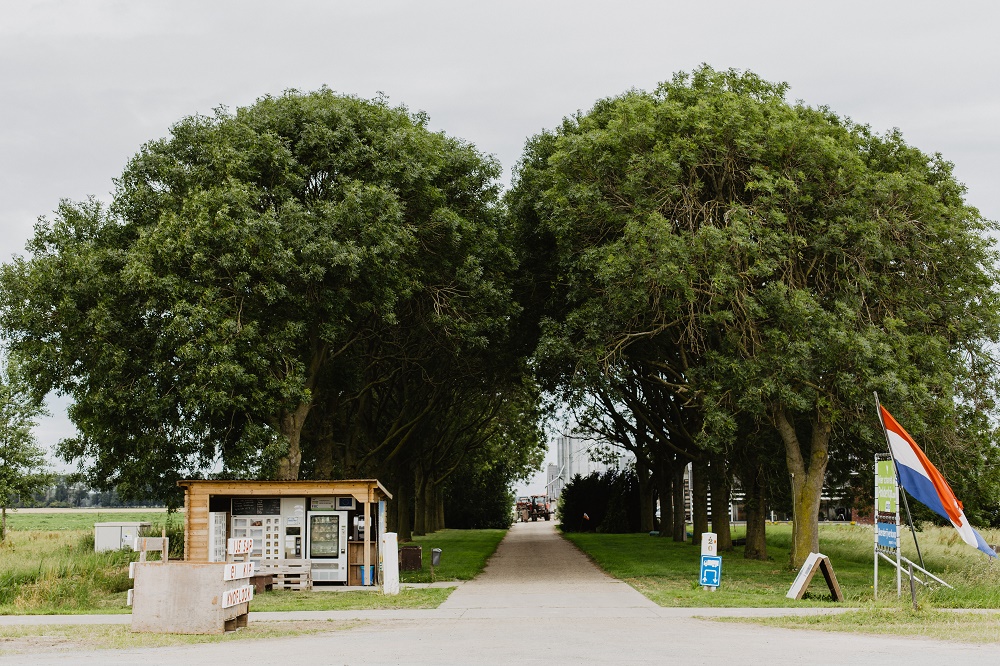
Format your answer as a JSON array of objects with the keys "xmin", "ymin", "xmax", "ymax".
[{"xmin": 700, "ymin": 555, "xmax": 722, "ymax": 587}]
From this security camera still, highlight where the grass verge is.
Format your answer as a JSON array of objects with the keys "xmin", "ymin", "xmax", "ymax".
[
  {"xmin": 1, "ymin": 518, "xmax": 504, "ymax": 614},
  {"xmin": 563, "ymin": 522, "xmax": 1000, "ymax": 608},
  {"xmin": 397, "ymin": 528, "xmax": 506, "ymax": 583},
  {"xmin": 711, "ymin": 607, "xmax": 1000, "ymax": 644},
  {"xmin": 0, "ymin": 620, "xmax": 362, "ymax": 655},
  {"xmin": 250, "ymin": 587, "xmax": 451, "ymax": 611}
]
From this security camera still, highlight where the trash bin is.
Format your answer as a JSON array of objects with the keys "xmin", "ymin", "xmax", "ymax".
[
  {"xmin": 398, "ymin": 545, "xmax": 422, "ymax": 571},
  {"xmin": 431, "ymin": 548, "xmax": 442, "ymax": 567}
]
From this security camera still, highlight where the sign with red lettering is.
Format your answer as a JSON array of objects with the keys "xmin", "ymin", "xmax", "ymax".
[
  {"xmin": 227, "ymin": 538, "xmax": 254, "ymax": 555},
  {"xmin": 222, "ymin": 584, "xmax": 254, "ymax": 608},
  {"xmin": 223, "ymin": 561, "xmax": 255, "ymax": 581}
]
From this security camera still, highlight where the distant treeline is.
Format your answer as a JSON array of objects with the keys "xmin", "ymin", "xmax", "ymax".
[{"xmin": 12, "ymin": 474, "xmax": 162, "ymax": 509}]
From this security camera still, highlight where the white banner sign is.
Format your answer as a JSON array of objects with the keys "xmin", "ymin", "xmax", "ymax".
[
  {"xmin": 222, "ymin": 584, "xmax": 254, "ymax": 608},
  {"xmin": 223, "ymin": 561, "xmax": 255, "ymax": 581},
  {"xmin": 227, "ymin": 538, "xmax": 254, "ymax": 555},
  {"xmin": 786, "ymin": 552, "xmax": 822, "ymax": 599}
]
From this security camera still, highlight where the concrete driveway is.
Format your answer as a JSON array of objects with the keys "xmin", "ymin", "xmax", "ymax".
[{"xmin": 6, "ymin": 520, "xmax": 1000, "ymax": 665}]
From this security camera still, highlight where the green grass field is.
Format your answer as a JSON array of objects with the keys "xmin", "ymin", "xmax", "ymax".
[
  {"xmin": 563, "ymin": 522, "xmax": 1000, "ymax": 608},
  {"xmin": 398, "ymin": 529, "xmax": 507, "ymax": 583},
  {"xmin": 3, "ymin": 510, "xmax": 178, "ymax": 532},
  {"xmin": 566, "ymin": 521, "xmax": 1000, "ymax": 643},
  {"xmin": 0, "ymin": 512, "xmax": 504, "ymax": 615}
]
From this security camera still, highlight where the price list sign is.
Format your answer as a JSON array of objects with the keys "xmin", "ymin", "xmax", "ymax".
[{"xmin": 875, "ymin": 455, "xmax": 899, "ymax": 552}]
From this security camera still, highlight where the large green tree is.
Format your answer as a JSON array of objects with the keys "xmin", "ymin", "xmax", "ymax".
[
  {"xmin": 0, "ymin": 90, "xmax": 522, "ymax": 504},
  {"xmin": 510, "ymin": 66, "xmax": 1000, "ymax": 567}
]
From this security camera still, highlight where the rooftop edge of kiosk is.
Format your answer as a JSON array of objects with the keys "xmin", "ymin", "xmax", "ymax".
[
  {"xmin": 177, "ymin": 479, "xmax": 392, "ymax": 587},
  {"xmin": 177, "ymin": 479, "xmax": 392, "ymax": 502}
]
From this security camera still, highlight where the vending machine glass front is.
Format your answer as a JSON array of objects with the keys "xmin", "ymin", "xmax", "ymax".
[{"xmin": 309, "ymin": 513, "xmax": 341, "ymax": 558}]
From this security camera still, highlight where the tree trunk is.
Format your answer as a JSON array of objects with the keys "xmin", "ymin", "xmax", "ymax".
[
  {"xmin": 776, "ymin": 408, "xmax": 830, "ymax": 568},
  {"xmin": 436, "ymin": 487, "xmax": 446, "ymax": 532},
  {"xmin": 314, "ymin": 435, "xmax": 334, "ymax": 479},
  {"xmin": 692, "ymin": 457, "xmax": 709, "ymax": 543},
  {"xmin": 743, "ymin": 464, "xmax": 767, "ymax": 560},
  {"xmin": 708, "ymin": 452, "xmax": 733, "ymax": 551},
  {"xmin": 394, "ymin": 475, "xmax": 413, "ymax": 542},
  {"xmin": 672, "ymin": 459, "xmax": 687, "ymax": 542},
  {"xmin": 275, "ymin": 342, "xmax": 326, "ymax": 480},
  {"xmin": 656, "ymin": 455, "xmax": 672, "ymax": 536},
  {"xmin": 276, "ymin": 400, "xmax": 312, "ymax": 480},
  {"xmin": 413, "ymin": 466, "xmax": 427, "ymax": 536},
  {"xmin": 424, "ymin": 482, "xmax": 439, "ymax": 533},
  {"xmin": 1, "ymin": 506, "xmax": 6, "ymax": 542},
  {"xmin": 313, "ymin": 392, "xmax": 341, "ymax": 478},
  {"xmin": 637, "ymin": 453, "xmax": 654, "ymax": 532}
]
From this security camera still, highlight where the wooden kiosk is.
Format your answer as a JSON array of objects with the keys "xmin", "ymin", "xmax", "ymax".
[{"xmin": 178, "ymin": 479, "xmax": 392, "ymax": 589}]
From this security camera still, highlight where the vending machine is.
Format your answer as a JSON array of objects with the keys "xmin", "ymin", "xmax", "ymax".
[
  {"xmin": 230, "ymin": 498, "xmax": 282, "ymax": 564},
  {"xmin": 208, "ymin": 512, "xmax": 227, "ymax": 562},
  {"xmin": 306, "ymin": 508, "xmax": 348, "ymax": 582},
  {"xmin": 281, "ymin": 497, "xmax": 305, "ymax": 560}
]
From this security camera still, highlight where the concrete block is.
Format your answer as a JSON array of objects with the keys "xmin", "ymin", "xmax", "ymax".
[{"xmin": 131, "ymin": 562, "xmax": 250, "ymax": 634}]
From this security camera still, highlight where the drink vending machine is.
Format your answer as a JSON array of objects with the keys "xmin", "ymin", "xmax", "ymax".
[
  {"xmin": 306, "ymin": 498, "xmax": 349, "ymax": 582},
  {"xmin": 227, "ymin": 496, "xmax": 350, "ymax": 583}
]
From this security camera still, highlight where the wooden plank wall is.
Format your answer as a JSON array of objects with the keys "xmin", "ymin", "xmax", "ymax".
[{"xmin": 183, "ymin": 486, "xmax": 212, "ymax": 561}]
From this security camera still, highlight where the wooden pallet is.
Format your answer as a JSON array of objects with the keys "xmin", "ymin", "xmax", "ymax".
[{"xmin": 260, "ymin": 561, "xmax": 311, "ymax": 591}]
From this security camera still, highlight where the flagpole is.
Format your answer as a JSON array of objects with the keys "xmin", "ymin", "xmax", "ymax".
[{"xmin": 874, "ymin": 392, "xmax": 926, "ymax": 572}]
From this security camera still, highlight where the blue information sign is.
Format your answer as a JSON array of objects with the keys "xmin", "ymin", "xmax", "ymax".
[
  {"xmin": 700, "ymin": 555, "xmax": 722, "ymax": 587},
  {"xmin": 876, "ymin": 522, "xmax": 898, "ymax": 549}
]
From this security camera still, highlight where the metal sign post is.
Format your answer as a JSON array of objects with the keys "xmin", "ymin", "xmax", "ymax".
[
  {"xmin": 700, "ymin": 532, "xmax": 720, "ymax": 591},
  {"xmin": 874, "ymin": 453, "xmax": 901, "ymax": 598}
]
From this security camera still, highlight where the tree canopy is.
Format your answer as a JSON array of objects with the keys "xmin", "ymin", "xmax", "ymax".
[
  {"xmin": 509, "ymin": 65, "xmax": 1000, "ymax": 564},
  {"xmin": 0, "ymin": 90, "xmax": 542, "ymax": 515},
  {"xmin": 2, "ymin": 71, "xmax": 998, "ymax": 555}
]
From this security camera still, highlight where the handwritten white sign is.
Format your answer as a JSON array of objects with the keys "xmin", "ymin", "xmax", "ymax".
[
  {"xmin": 223, "ymin": 561, "xmax": 255, "ymax": 581},
  {"xmin": 227, "ymin": 538, "xmax": 254, "ymax": 555},
  {"xmin": 222, "ymin": 584, "xmax": 254, "ymax": 608}
]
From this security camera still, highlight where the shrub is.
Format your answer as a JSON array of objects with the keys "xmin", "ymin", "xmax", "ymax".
[{"xmin": 558, "ymin": 470, "xmax": 641, "ymax": 533}]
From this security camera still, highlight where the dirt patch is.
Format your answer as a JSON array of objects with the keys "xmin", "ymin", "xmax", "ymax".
[
  {"xmin": 0, "ymin": 620, "xmax": 361, "ymax": 655},
  {"xmin": 0, "ymin": 634, "xmax": 86, "ymax": 655}
]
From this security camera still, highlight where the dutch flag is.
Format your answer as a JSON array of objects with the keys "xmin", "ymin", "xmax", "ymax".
[{"xmin": 880, "ymin": 406, "xmax": 996, "ymax": 558}]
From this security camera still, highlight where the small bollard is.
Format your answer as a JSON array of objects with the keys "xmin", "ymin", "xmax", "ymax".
[{"xmin": 429, "ymin": 548, "xmax": 442, "ymax": 583}]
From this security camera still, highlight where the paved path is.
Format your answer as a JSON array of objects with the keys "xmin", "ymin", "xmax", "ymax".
[
  {"xmin": 436, "ymin": 513, "xmax": 661, "ymax": 618},
  {"xmin": 5, "ymin": 521, "xmax": 1000, "ymax": 664}
]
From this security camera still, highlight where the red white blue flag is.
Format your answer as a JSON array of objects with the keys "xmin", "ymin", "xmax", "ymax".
[{"xmin": 880, "ymin": 406, "xmax": 996, "ymax": 558}]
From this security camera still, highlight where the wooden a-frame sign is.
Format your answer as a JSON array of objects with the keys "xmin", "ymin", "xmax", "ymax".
[{"xmin": 786, "ymin": 552, "xmax": 844, "ymax": 602}]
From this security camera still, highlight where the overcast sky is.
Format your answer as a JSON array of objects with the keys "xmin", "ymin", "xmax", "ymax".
[{"xmin": 3, "ymin": 1, "xmax": 999, "ymax": 492}]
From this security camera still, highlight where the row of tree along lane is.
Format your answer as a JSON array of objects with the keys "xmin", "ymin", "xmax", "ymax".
[
  {"xmin": 0, "ymin": 90, "xmax": 545, "ymax": 540},
  {"xmin": 508, "ymin": 66, "xmax": 1000, "ymax": 567},
  {"xmin": 3, "ymin": 70, "xmax": 999, "ymax": 558}
]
